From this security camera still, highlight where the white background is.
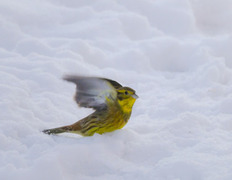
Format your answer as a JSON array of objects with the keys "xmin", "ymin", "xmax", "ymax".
[{"xmin": 1, "ymin": 0, "xmax": 232, "ymax": 179}]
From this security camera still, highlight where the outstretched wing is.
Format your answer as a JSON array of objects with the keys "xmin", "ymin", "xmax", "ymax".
[{"xmin": 63, "ymin": 75, "xmax": 122, "ymax": 110}]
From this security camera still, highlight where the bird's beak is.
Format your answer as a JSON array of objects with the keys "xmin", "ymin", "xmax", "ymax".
[{"xmin": 132, "ymin": 93, "xmax": 139, "ymax": 99}]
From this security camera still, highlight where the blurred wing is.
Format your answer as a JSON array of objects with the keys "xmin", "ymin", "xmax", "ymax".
[{"xmin": 63, "ymin": 75, "xmax": 122, "ymax": 110}]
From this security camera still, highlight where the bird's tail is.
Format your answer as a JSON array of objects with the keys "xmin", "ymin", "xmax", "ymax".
[{"xmin": 43, "ymin": 125, "xmax": 73, "ymax": 135}]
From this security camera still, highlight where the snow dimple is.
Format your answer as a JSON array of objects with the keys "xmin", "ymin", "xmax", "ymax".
[{"xmin": 0, "ymin": 0, "xmax": 232, "ymax": 180}]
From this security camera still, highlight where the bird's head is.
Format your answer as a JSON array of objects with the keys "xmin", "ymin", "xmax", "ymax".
[{"xmin": 116, "ymin": 87, "xmax": 138, "ymax": 112}]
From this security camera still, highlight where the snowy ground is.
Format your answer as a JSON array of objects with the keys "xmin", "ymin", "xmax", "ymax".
[{"xmin": 1, "ymin": 0, "xmax": 232, "ymax": 179}]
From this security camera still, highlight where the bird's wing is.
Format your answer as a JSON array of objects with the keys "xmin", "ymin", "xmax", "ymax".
[{"xmin": 63, "ymin": 75, "xmax": 122, "ymax": 110}]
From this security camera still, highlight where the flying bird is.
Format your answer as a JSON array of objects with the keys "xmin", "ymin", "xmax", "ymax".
[{"xmin": 43, "ymin": 75, "xmax": 138, "ymax": 136}]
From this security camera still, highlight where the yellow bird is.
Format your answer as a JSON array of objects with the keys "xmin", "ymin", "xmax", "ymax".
[{"xmin": 43, "ymin": 75, "xmax": 138, "ymax": 136}]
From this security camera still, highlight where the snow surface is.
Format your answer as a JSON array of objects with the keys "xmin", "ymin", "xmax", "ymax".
[{"xmin": 1, "ymin": 0, "xmax": 232, "ymax": 179}]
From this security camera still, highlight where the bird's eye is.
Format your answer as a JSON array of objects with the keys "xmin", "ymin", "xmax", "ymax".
[{"xmin": 125, "ymin": 91, "xmax": 128, "ymax": 95}]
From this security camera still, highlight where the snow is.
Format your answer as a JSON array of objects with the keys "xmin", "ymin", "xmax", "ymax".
[{"xmin": 0, "ymin": 0, "xmax": 232, "ymax": 179}]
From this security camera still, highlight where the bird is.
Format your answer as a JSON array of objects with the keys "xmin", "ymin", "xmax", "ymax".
[{"xmin": 42, "ymin": 75, "xmax": 138, "ymax": 136}]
